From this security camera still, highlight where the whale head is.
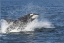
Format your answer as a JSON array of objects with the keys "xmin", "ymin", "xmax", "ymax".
[
  {"xmin": 18, "ymin": 13, "xmax": 39, "ymax": 22},
  {"xmin": 27, "ymin": 13, "xmax": 39, "ymax": 21},
  {"xmin": 30, "ymin": 13, "xmax": 39, "ymax": 19}
]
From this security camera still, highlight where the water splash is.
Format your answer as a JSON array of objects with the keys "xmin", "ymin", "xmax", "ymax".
[
  {"xmin": 0, "ymin": 19, "xmax": 55, "ymax": 33},
  {"xmin": 22, "ymin": 19, "xmax": 55, "ymax": 31},
  {"xmin": 0, "ymin": 3, "xmax": 55, "ymax": 33},
  {"xmin": 1, "ymin": 19, "xmax": 9, "ymax": 33}
]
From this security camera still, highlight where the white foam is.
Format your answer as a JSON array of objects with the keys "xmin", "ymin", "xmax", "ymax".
[
  {"xmin": 0, "ymin": 19, "xmax": 13, "ymax": 33},
  {"xmin": 22, "ymin": 19, "xmax": 55, "ymax": 31},
  {"xmin": 1, "ymin": 19, "xmax": 8, "ymax": 33},
  {"xmin": 0, "ymin": 19, "xmax": 55, "ymax": 33}
]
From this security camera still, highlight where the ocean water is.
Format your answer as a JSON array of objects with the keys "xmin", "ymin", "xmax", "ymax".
[{"xmin": 0, "ymin": 0, "xmax": 64, "ymax": 43}]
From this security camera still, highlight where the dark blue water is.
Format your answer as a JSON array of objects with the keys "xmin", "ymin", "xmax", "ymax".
[{"xmin": 0, "ymin": 0, "xmax": 64, "ymax": 43}]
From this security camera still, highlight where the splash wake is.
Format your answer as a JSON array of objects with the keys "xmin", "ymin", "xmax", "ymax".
[{"xmin": 0, "ymin": 19, "xmax": 55, "ymax": 33}]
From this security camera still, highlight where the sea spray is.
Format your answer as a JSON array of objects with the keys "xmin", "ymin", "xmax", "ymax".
[
  {"xmin": 0, "ymin": 19, "xmax": 55, "ymax": 33},
  {"xmin": 0, "ymin": 3, "xmax": 55, "ymax": 33},
  {"xmin": 1, "ymin": 19, "xmax": 8, "ymax": 33},
  {"xmin": 22, "ymin": 19, "xmax": 55, "ymax": 31},
  {"xmin": 1, "ymin": 19, "xmax": 13, "ymax": 33}
]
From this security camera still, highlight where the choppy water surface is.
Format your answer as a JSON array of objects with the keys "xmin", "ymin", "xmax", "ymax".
[{"xmin": 0, "ymin": 0, "xmax": 64, "ymax": 43}]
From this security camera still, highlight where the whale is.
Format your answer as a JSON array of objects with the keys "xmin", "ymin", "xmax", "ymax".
[{"xmin": 5, "ymin": 13, "xmax": 39, "ymax": 33}]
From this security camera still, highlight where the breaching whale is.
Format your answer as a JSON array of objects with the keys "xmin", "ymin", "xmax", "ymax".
[{"xmin": 5, "ymin": 13, "xmax": 39, "ymax": 33}]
